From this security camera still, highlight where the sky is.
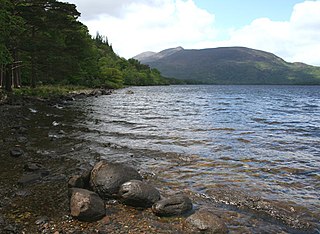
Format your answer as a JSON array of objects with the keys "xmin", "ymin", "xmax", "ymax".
[{"xmin": 67, "ymin": 0, "xmax": 320, "ymax": 66}]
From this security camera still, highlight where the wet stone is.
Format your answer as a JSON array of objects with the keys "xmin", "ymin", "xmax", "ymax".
[
  {"xmin": 18, "ymin": 173, "xmax": 42, "ymax": 186},
  {"xmin": 24, "ymin": 162, "xmax": 44, "ymax": 172},
  {"xmin": 15, "ymin": 189, "xmax": 32, "ymax": 197},
  {"xmin": 16, "ymin": 136, "xmax": 28, "ymax": 143},
  {"xmin": 185, "ymin": 208, "xmax": 228, "ymax": 234},
  {"xmin": 10, "ymin": 148, "xmax": 24, "ymax": 157},
  {"xmin": 35, "ymin": 216, "xmax": 49, "ymax": 225},
  {"xmin": 90, "ymin": 160, "xmax": 142, "ymax": 199},
  {"xmin": 119, "ymin": 180, "xmax": 161, "ymax": 208},
  {"xmin": 69, "ymin": 188, "xmax": 106, "ymax": 222},
  {"xmin": 68, "ymin": 175, "xmax": 85, "ymax": 189},
  {"xmin": 152, "ymin": 194, "xmax": 193, "ymax": 216}
]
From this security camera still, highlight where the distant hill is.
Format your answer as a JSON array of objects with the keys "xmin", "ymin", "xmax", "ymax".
[{"xmin": 133, "ymin": 47, "xmax": 320, "ymax": 85}]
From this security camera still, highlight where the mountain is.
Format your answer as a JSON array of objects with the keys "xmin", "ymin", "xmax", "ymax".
[
  {"xmin": 133, "ymin": 47, "xmax": 320, "ymax": 85},
  {"xmin": 134, "ymin": 46, "xmax": 184, "ymax": 63}
]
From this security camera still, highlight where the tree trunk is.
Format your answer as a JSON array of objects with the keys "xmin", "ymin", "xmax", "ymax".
[
  {"xmin": 12, "ymin": 48, "xmax": 21, "ymax": 88},
  {"xmin": 4, "ymin": 65, "xmax": 12, "ymax": 92},
  {"xmin": 31, "ymin": 26, "xmax": 36, "ymax": 88},
  {"xmin": 0, "ymin": 64, "xmax": 3, "ymax": 88}
]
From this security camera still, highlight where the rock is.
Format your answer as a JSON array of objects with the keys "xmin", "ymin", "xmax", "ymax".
[
  {"xmin": 17, "ymin": 136, "xmax": 28, "ymax": 143},
  {"xmin": 15, "ymin": 189, "xmax": 32, "ymax": 197},
  {"xmin": 152, "ymin": 194, "xmax": 193, "ymax": 216},
  {"xmin": 35, "ymin": 216, "xmax": 49, "ymax": 225},
  {"xmin": 78, "ymin": 169, "xmax": 92, "ymax": 189},
  {"xmin": 24, "ymin": 162, "xmax": 44, "ymax": 172},
  {"xmin": 90, "ymin": 161, "xmax": 142, "ymax": 199},
  {"xmin": 10, "ymin": 148, "xmax": 24, "ymax": 157},
  {"xmin": 101, "ymin": 89, "xmax": 112, "ymax": 95},
  {"xmin": 3, "ymin": 224, "xmax": 19, "ymax": 233},
  {"xmin": 68, "ymin": 175, "xmax": 85, "ymax": 189},
  {"xmin": 18, "ymin": 173, "xmax": 42, "ymax": 186},
  {"xmin": 68, "ymin": 169, "xmax": 91, "ymax": 189},
  {"xmin": 126, "ymin": 90, "xmax": 134, "ymax": 94},
  {"xmin": 119, "ymin": 180, "xmax": 160, "ymax": 208},
  {"xmin": 0, "ymin": 215, "xmax": 5, "ymax": 226},
  {"xmin": 184, "ymin": 209, "xmax": 228, "ymax": 234},
  {"xmin": 69, "ymin": 188, "xmax": 106, "ymax": 222},
  {"xmin": 207, "ymin": 188, "xmax": 312, "ymax": 230}
]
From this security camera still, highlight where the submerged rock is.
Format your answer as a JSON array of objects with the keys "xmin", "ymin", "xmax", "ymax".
[
  {"xmin": 69, "ymin": 188, "xmax": 105, "ymax": 222},
  {"xmin": 185, "ymin": 208, "xmax": 228, "ymax": 234},
  {"xmin": 152, "ymin": 194, "xmax": 193, "ymax": 216},
  {"xmin": 10, "ymin": 148, "xmax": 24, "ymax": 157},
  {"xmin": 207, "ymin": 188, "xmax": 313, "ymax": 230},
  {"xmin": 119, "ymin": 180, "xmax": 160, "ymax": 208},
  {"xmin": 90, "ymin": 160, "xmax": 142, "ymax": 199}
]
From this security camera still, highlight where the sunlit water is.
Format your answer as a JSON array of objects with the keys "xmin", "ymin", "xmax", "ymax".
[{"xmin": 69, "ymin": 85, "xmax": 319, "ymax": 231}]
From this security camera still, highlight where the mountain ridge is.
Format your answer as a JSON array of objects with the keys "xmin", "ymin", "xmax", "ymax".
[{"xmin": 133, "ymin": 46, "xmax": 320, "ymax": 85}]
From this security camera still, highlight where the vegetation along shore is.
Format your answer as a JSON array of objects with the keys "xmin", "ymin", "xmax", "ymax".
[{"xmin": 1, "ymin": 0, "xmax": 319, "ymax": 233}]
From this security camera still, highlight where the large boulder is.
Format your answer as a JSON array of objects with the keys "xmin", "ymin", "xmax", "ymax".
[
  {"xmin": 184, "ymin": 208, "xmax": 228, "ymax": 234},
  {"xmin": 119, "ymin": 180, "xmax": 160, "ymax": 208},
  {"xmin": 90, "ymin": 161, "xmax": 142, "ymax": 199},
  {"xmin": 152, "ymin": 194, "xmax": 193, "ymax": 216},
  {"xmin": 69, "ymin": 188, "xmax": 105, "ymax": 222}
]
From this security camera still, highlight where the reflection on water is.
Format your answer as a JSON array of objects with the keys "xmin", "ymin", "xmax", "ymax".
[{"xmin": 70, "ymin": 85, "xmax": 319, "ymax": 232}]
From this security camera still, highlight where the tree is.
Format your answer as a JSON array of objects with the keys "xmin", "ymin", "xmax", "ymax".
[
  {"xmin": 100, "ymin": 67, "xmax": 124, "ymax": 88},
  {"xmin": 0, "ymin": 0, "xmax": 23, "ymax": 91},
  {"xmin": 14, "ymin": 0, "xmax": 93, "ymax": 87}
]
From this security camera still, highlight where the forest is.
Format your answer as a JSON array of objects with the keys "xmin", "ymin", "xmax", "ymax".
[{"xmin": 0, "ymin": 0, "xmax": 172, "ymax": 92}]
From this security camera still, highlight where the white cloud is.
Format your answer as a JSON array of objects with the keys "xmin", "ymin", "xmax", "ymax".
[
  {"xmin": 211, "ymin": 0, "xmax": 320, "ymax": 65},
  {"xmin": 76, "ymin": 0, "xmax": 217, "ymax": 58},
  {"xmin": 72, "ymin": 0, "xmax": 162, "ymax": 19},
  {"xmin": 71, "ymin": 0, "xmax": 320, "ymax": 66}
]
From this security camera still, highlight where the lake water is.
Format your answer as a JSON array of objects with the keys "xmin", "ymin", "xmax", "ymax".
[{"xmin": 70, "ymin": 85, "xmax": 320, "ymax": 233}]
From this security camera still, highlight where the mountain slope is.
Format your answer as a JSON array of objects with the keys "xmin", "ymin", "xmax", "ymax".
[{"xmin": 134, "ymin": 47, "xmax": 320, "ymax": 85}]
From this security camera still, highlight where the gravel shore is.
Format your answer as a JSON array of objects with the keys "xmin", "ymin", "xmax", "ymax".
[{"xmin": 0, "ymin": 93, "xmax": 188, "ymax": 234}]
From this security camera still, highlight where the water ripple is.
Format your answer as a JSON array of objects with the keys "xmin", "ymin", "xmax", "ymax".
[{"xmin": 71, "ymin": 85, "xmax": 320, "ymax": 230}]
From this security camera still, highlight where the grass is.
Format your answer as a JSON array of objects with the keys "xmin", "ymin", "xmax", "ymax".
[{"xmin": 12, "ymin": 85, "xmax": 88, "ymax": 98}]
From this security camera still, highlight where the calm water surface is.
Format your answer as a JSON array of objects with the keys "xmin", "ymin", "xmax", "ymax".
[{"xmin": 71, "ymin": 85, "xmax": 320, "ymax": 231}]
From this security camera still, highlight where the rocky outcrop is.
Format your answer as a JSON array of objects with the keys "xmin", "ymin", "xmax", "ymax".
[
  {"xmin": 69, "ymin": 188, "xmax": 105, "ymax": 222},
  {"xmin": 152, "ymin": 194, "xmax": 193, "ymax": 216},
  {"xmin": 184, "ymin": 208, "xmax": 228, "ymax": 234},
  {"xmin": 119, "ymin": 180, "xmax": 160, "ymax": 208},
  {"xmin": 90, "ymin": 161, "xmax": 142, "ymax": 199}
]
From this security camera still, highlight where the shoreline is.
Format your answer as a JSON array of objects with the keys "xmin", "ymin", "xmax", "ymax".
[
  {"xmin": 0, "ymin": 88, "xmax": 190, "ymax": 233},
  {"xmin": 0, "ymin": 89, "xmax": 318, "ymax": 233}
]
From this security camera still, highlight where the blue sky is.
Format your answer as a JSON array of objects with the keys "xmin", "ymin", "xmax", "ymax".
[
  {"xmin": 196, "ymin": 0, "xmax": 301, "ymax": 26},
  {"xmin": 70, "ymin": 0, "xmax": 320, "ymax": 65}
]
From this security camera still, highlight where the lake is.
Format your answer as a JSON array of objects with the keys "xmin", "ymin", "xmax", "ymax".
[{"xmin": 70, "ymin": 85, "xmax": 319, "ymax": 233}]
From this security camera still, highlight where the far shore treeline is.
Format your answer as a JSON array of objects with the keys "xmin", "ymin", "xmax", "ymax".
[{"xmin": 0, "ymin": 0, "xmax": 179, "ymax": 92}]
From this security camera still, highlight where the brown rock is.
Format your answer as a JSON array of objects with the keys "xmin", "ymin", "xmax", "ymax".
[
  {"xmin": 70, "ymin": 188, "xmax": 105, "ymax": 222},
  {"xmin": 185, "ymin": 208, "xmax": 228, "ymax": 234}
]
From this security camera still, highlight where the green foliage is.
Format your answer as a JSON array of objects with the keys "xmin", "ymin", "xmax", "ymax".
[
  {"xmin": 0, "ymin": 0, "xmax": 171, "ymax": 90},
  {"xmin": 100, "ymin": 67, "xmax": 123, "ymax": 88},
  {"xmin": 13, "ymin": 85, "xmax": 86, "ymax": 98}
]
